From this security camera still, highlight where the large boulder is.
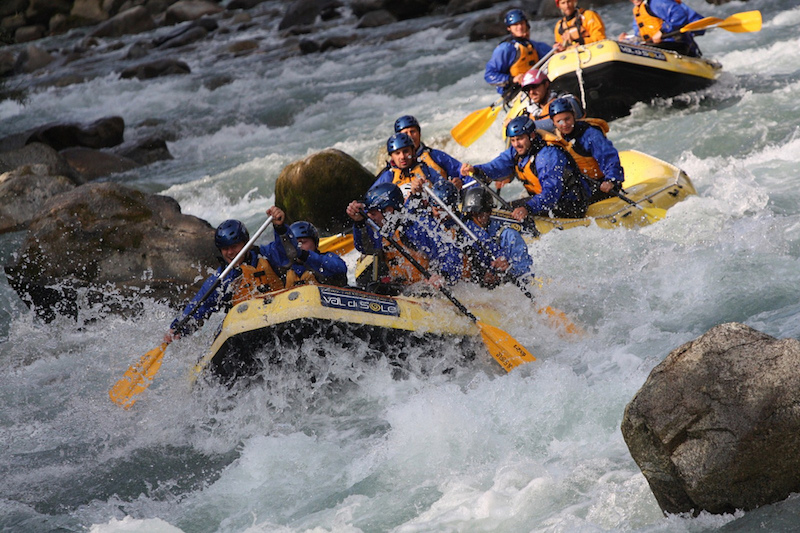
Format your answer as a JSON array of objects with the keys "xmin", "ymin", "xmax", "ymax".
[
  {"xmin": 5, "ymin": 182, "xmax": 219, "ymax": 321},
  {"xmin": 59, "ymin": 147, "xmax": 138, "ymax": 180},
  {"xmin": 0, "ymin": 164, "xmax": 76, "ymax": 233},
  {"xmin": 621, "ymin": 323, "xmax": 800, "ymax": 516},
  {"xmin": 0, "ymin": 142, "xmax": 81, "ymax": 183},
  {"xmin": 275, "ymin": 148, "xmax": 374, "ymax": 235},
  {"xmin": 26, "ymin": 116, "xmax": 125, "ymax": 151}
]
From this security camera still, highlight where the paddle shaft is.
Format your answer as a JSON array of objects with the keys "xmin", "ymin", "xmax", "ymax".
[
  {"xmin": 362, "ymin": 215, "xmax": 477, "ymax": 322},
  {"xmin": 469, "ymin": 169, "xmax": 540, "ymax": 236},
  {"xmin": 171, "ymin": 215, "xmax": 274, "ymax": 333},
  {"xmin": 423, "ymin": 185, "xmax": 537, "ymax": 302}
]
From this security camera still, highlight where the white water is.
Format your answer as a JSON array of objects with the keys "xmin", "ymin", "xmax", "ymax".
[{"xmin": 2, "ymin": 1, "xmax": 800, "ymax": 531}]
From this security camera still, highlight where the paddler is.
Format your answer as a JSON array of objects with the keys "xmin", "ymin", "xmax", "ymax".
[
  {"xmin": 484, "ymin": 9, "xmax": 553, "ymax": 105},
  {"xmin": 552, "ymin": 0, "xmax": 606, "ymax": 52},
  {"xmin": 165, "ymin": 207, "xmax": 294, "ymax": 341},
  {"xmin": 461, "ymin": 116, "xmax": 591, "ymax": 220},
  {"xmin": 549, "ymin": 97, "xmax": 624, "ymax": 203},
  {"xmin": 346, "ymin": 182, "xmax": 463, "ymax": 293},
  {"xmin": 284, "ymin": 221, "xmax": 348, "ymax": 288},
  {"xmin": 371, "ymin": 132, "xmax": 444, "ymax": 200},
  {"xmin": 511, "ymin": 67, "xmax": 583, "ymax": 133},
  {"xmin": 393, "ymin": 114, "xmax": 469, "ymax": 189},
  {"xmin": 619, "ymin": 0, "xmax": 705, "ymax": 57},
  {"xmin": 461, "ymin": 187, "xmax": 534, "ymax": 289}
]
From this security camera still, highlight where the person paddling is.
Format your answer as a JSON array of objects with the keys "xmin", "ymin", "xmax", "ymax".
[
  {"xmin": 550, "ymin": 97, "xmax": 624, "ymax": 203},
  {"xmin": 371, "ymin": 132, "xmax": 444, "ymax": 200},
  {"xmin": 284, "ymin": 221, "xmax": 348, "ymax": 288},
  {"xmin": 484, "ymin": 9, "xmax": 553, "ymax": 104},
  {"xmin": 619, "ymin": 0, "xmax": 705, "ymax": 57},
  {"xmin": 552, "ymin": 0, "xmax": 606, "ymax": 52},
  {"xmin": 393, "ymin": 115, "xmax": 469, "ymax": 189},
  {"xmin": 504, "ymin": 67, "xmax": 584, "ymax": 135}
]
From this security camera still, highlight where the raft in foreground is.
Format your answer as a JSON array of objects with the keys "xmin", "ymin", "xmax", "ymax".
[
  {"xmin": 191, "ymin": 285, "xmax": 509, "ymax": 384},
  {"xmin": 546, "ymin": 39, "xmax": 721, "ymax": 121}
]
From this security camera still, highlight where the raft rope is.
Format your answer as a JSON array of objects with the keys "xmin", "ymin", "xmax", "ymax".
[{"xmin": 574, "ymin": 46, "xmax": 588, "ymax": 114}]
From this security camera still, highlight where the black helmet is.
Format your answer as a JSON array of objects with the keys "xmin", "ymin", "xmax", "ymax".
[
  {"xmin": 462, "ymin": 188, "xmax": 495, "ymax": 215},
  {"xmin": 214, "ymin": 219, "xmax": 249, "ymax": 249},
  {"xmin": 365, "ymin": 183, "xmax": 404, "ymax": 212},
  {"xmin": 290, "ymin": 221, "xmax": 319, "ymax": 247}
]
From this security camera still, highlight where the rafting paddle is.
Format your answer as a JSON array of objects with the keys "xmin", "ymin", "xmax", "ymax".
[
  {"xmin": 109, "ymin": 215, "xmax": 275, "ymax": 408},
  {"xmin": 361, "ymin": 213, "xmax": 535, "ymax": 371},
  {"xmin": 664, "ymin": 10, "xmax": 762, "ymax": 38},
  {"xmin": 451, "ymin": 49, "xmax": 556, "ymax": 148},
  {"xmin": 610, "ymin": 187, "xmax": 666, "ymax": 224}
]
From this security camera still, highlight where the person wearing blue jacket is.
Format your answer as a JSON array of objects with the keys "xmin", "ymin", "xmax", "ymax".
[
  {"xmin": 620, "ymin": 0, "xmax": 705, "ymax": 57},
  {"xmin": 485, "ymin": 9, "xmax": 553, "ymax": 102},
  {"xmin": 461, "ymin": 188, "xmax": 534, "ymax": 289},
  {"xmin": 166, "ymin": 207, "xmax": 294, "ymax": 340},
  {"xmin": 550, "ymin": 97, "xmax": 624, "ymax": 203},
  {"xmin": 345, "ymin": 183, "xmax": 464, "ymax": 292},
  {"xmin": 371, "ymin": 132, "xmax": 444, "ymax": 200},
  {"xmin": 461, "ymin": 116, "xmax": 591, "ymax": 220},
  {"xmin": 284, "ymin": 221, "xmax": 348, "ymax": 288},
  {"xmin": 393, "ymin": 115, "xmax": 471, "ymax": 188}
]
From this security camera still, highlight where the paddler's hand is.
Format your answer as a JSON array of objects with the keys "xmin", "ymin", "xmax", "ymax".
[
  {"xmin": 449, "ymin": 177, "xmax": 463, "ymax": 190},
  {"xmin": 425, "ymin": 273, "xmax": 445, "ymax": 289},
  {"xmin": 651, "ymin": 30, "xmax": 663, "ymax": 44},
  {"xmin": 511, "ymin": 206, "xmax": 529, "ymax": 222},
  {"xmin": 267, "ymin": 206, "xmax": 285, "ymax": 227},
  {"xmin": 460, "ymin": 163, "xmax": 475, "ymax": 177},
  {"xmin": 408, "ymin": 177, "xmax": 425, "ymax": 196},
  {"xmin": 491, "ymin": 257, "xmax": 510, "ymax": 272},
  {"xmin": 599, "ymin": 180, "xmax": 614, "ymax": 193},
  {"xmin": 163, "ymin": 330, "xmax": 180, "ymax": 344},
  {"xmin": 346, "ymin": 201, "xmax": 366, "ymax": 222},
  {"xmin": 496, "ymin": 178, "xmax": 512, "ymax": 190}
]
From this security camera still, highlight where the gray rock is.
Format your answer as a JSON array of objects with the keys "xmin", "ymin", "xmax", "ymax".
[
  {"xmin": 356, "ymin": 10, "xmax": 396, "ymax": 28},
  {"xmin": 5, "ymin": 182, "xmax": 219, "ymax": 320},
  {"xmin": 275, "ymin": 148, "xmax": 375, "ymax": 234},
  {"xmin": 621, "ymin": 323, "xmax": 800, "ymax": 516},
  {"xmin": 0, "ymin": 0, "xmax": 29, "ymax": 19},
  {"xmin": 26, "ymin": 116, "xmax": 125, "ymax": 151},
  {"xmin": 14, "ymin": 24, "xmax": 46, "ymax": 43},
  {"xmin": 164, "ymin": 0, "xmax": 223, "ymax": 25},
  {"xmin": 119, "ymin": 58, "xmax": 191, "ymax": 79},
  {"xmin": 25, "ymin": 0, "xmax": 71, "ymax": 25},
  {"xmin": 0, "ymin": 165, "xmax": 76, "ymax": 234},
  {"xmin": 14, "ymin": 44, "xmax": 54, "ymax": 73},
  {"xmin": 0, "ymin": 142, "xmax": 82, "ymax": 184},
  {"xmin": 279, "ymin": 0, "xmax": 340, "ymax": 30},
  {"xmin": 71, "ymin": 0, "xmax": 110, "ymax": 23},
  {"xmin": 90, "ymin": 6, "xmax": 156, "ymax": 38},
  {"xmin": 59, "ymin": 146, "xmax": 139, "ymax": 180},
  {"xmin": 114, "ymin": 135, "xmax": 173, "ymax": 165},
  {"xmin": 156, "ymin": 24, "xmax": 208, "ymax": 48}
]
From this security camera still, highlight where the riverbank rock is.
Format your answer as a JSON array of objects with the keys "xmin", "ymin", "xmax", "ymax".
[
  {"xmin": 90, "ymin": 6, "xmax": 156, "ymax": 38},
  {"xmin": 5, "ymin": 182, "xmax": 219, "ymax": 321},
  {"xmin": 0, "ymin": 165, "xmax": 76, "ymax": 234},
  {"xmin": 275, "ymin": 148, "xmax": 374, "ymax": 235},
  {"xmin": 621, "ymin": 323, "xmax": 800, "ymax": 516},
  {"xmin": 59, "ymin": 147, "xmax": 138, "ymax": 180},
  {"xmin": 0, "ymin": 142, "xmax": 82, "ymax": 183}
]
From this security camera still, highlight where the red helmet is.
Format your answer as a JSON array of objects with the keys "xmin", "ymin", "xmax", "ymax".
[{"xmin": 520, "ymin": 68, "xmax": 549, "ymax": 90}]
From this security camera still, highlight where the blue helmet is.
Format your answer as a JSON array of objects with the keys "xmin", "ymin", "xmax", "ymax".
[
  {"xmin": 506, "ymin": 116, "xmax": 535, "ymax": 138},
  {"xmin": 431, "ymin": 180, "xmax": 459, "ymax": 209},
  {"xmin": 549, "ymin": 98, "xmax": 575, "ymax": 117},
  {"xmin": 215, "ymin": 219, "xmax": 249, "ymax": 249},
  {"xmin": 504, "ymin": 9, "xmax": 527, "ymax": 26},
  {"xmin": 394, "ymin": 115, "xmax": 420, "ymax": 133},
  {"xmin": 365, "ymin": 183, "xmax": 404, "ymax": 212},
  {"xmin": 290, "ymin": 221, "xmax": 319, "ymax": 247},
  {"xmin": 386, "ymin": 132, "xmax": 415, "ymax": 154}
]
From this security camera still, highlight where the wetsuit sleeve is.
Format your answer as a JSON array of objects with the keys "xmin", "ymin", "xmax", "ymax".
[
  {"xmin": 371, "ymin": 167, "xmax": 394, "ymax": 189},
  {"xmin": 584, "ymin": 10, "xmax": 606, "ymax": 42},
  {"xmin": 170, "ymin": 267, "xmax": 232, "ymax": 335},
  {"xmin": 474, "ymin": 147, "xmax": 517, "ymax": 181},
  {"xmin": 300, "ymin": 250, "xmax": 348, "ymax": 286},
  {"xmin": 406, "ymin": 218, "xmax": 463, "ymax": 283},
  {"xmin": 650, "ymin": 0, "xmax": 691, "ymax": 34},
  {"xmin": 534, "ymin": 40, "xmax": 553, "ymax": 59},
  {"xmin": 499, "ymin": 228, "xmax": 534, "ymax": 278},
  {"xmin": 484, "ymin": 42, "xmax": 516, "ymax": 93},
  {"xmin": 353, "ymin": 221, "xmax": 382, "ymax": 255},
  {"xmin": 427, "ymin": 148, "xmax": 462, "ymax": 179},
  {"xmin": 582, "ymin": 127, "xmax": 624, "ymax": 184}
]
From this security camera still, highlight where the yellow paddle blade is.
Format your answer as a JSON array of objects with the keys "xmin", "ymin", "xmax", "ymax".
[
  {"xmin": 476, "ymin": 321, "xmax": 535, "ymax": 372},
  {"xmin": 537, "ymin": 306, "xmax": 584, "ymax": 337},
  {"xmin": 680, "ymin": 16, "xmax": 722, "ymax": 33},
  {"xmin": 718, "ymin": 10, "xmax": 761, "ymax": 33},
  {"xmin": 318, "ymin": 233, "xmax": 354, "ymax": 256},
  {"xmin": 451, "ymin": 104, "xmax": 503, "ymax": 147},
  {"xmin": 108, "ymin": 342, "xmax": 169, "ymax": 409}
]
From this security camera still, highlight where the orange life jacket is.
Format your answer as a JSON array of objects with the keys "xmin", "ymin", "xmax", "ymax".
[
  {"xmin": 382, "ymin": 230, "xmax": 429, "ymax": 284},
  {"xmin": 554, "ymin": 9, "xmax": 606, "ymax": 46},
  {"xmin": 514, "ymin": 130, "xmax": 573, "ymax": 195},
  {"xmin": 509, "ymin": 39, "xmax": 542, "ymax": 78},
  {"xmin": 389, "ymin": 162, "xmax": 433, "ymax": 198},
  {"xmin": 633, "ymin": 0, "xmax": 664, "ymax": 42},
  {"xmin": 555, "ymin": 119, "xmax": 610, "ymax": 180},
  {"xmin": 284, "ymin": 268, "xmax": 317, "ymax": 288},
  {"xmin": 418, "ymin": 148, "xmax": 446, "ymax": 180},
  {"xmin": 233, "ymin": 256, "xmax": 284, "ymax": 304}
]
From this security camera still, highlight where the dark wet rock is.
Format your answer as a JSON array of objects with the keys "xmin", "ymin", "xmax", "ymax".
[
  {"xmin": 0, "ymin": 142, "xmax": 82, "ymax": 184},
  {"xmin": 279, "ymin": 0, "xmax": 341, "ymax": 30},
  {"xmin": 26, "ymin": 116, "xmax": 125, "ymax": 151},
  {"xmin": 14, "ymin": 24, "xmax": 46, "ymax": 43},
  {"xmin": 60, "ymin": 147, "xmax": 139, "ymax": 180},
  {"xmin": 466, "ymin": 15, "xmax": 505, "ymax": 42},
  {"xmin": 49, "ymin": 13, "xmax": 99, "ymax": 35},
  {"xmin": 383, "ymin": 0, "xmax": 446, "ymax": 21},
  {"xmin": 102, "ymin": 0, "xmax": 129, "ymax": 17},
  {"xmin": 621, "ymin": 323, "xmax": 800, "ymax": 516},
  {"xmin": 445, "ymin": 0, "xmax": 494, "ymax": 16},
  {"xmin": 298, "ymin": 38, "xmax": 319, "ymax": 54},
  {"xmin": 90, "ymin": 6, "xmax": 156, "ymax": 38},
  {"xmin": 71, "ymin": 0, "xmax": 111, "ymax": 23},
  {"xmin": 356, "ymin": 10, "xmax": 396, "ymax": 28},
  {"xmin": 0, "ymin": 0, "xmax": 29, "ymax": 19},
  {"xmin": 49, "ymin": 73, "xmax": 88, "ymax": 87},
  {"xmin": 320, "ymin": 34, "xmax": 355, "ymax": 52},
  {"xmin": 275, "ymin": 148, "xmax": 375, "ymax": 235},
  {"xmin": 0, "ymin": 165, "xmax": 76, "ymax": 234},
  {"xmin": 202, "ymin": 74, "xmax": 233, "ymax": 90},
  {"xmin": 125, "ymin": 40, "xmax": 153, "ymax": 59},
  {"xmin": 25, "ymin": 0, "xmax": 71, "ymax": 26},
  {"xmin": 0, "ymin": 50, "xmax": 16, "ymax": 76},
  {"xmin": 119, "ymin": 58, "xmax": 191, "ymax": 79},
  {"xmin": 350, "ymin": 0, "xmax": 382, "ymax": 18},
  {"xmin": 5, "ymin": 182, "xmax": 220, "ymax": 321},
  {"xmin": 227, "ymin": 0, "xmax": 268, "ymax": 9},
  {"xmin": 14, "ymin": 44, "xmax": 54, "ymax": 73},
  {"xmin": 225, "ymin": 39, "xmax": 258, "ymax": 54},
  {"xmin": 114, "ymin": 135, "xmax": 173, "ymax": 165},
  {"xmin": 156, "ymin": 24, "xmax": 208, "ymax": 48},
  {"xmin": 164, "ymin": 0, "xmax": 223, "ymax": 25}
]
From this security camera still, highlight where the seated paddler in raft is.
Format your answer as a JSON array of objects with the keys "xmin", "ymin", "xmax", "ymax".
[
  {"xmin": 485, "ymin": 9, "xmax": 553, "ymax": 105},
  {"xmin": 552, "ymin": 0, "xmax": 606, "ymax": 52},
  {"xmin": 461, "ymin": 188, "xmax": 534, "ymax": 289},
  {"xmin": 619, "ymin": 0, "xmax": 705, "ymax": 57},
  {"xmin": 393, "ymin": 115, "xmax": 469, "ymax": 189},
  {"xmin": 461, "ymin": 116, "xmax": 591, "ymax": 222},
  {"xmin": 372, "ymin": 132, "xmax": 444, "ymax": 200},
  {"xmin": 165, "ymin": 207, "xmax": 294, "ymax": 341},
  {"xmin": 504, "ymin": 67, "xmax": 584, "ymax": 135},
  {"xmin": 549, "ymin": 97, "xmax": 624, "ymax": 203},
  {"xmin": 346, "ymin": 182, "xmax": 464, "ymax": 294},
  {"xmin": 284, "ymin": 220, "xmax": 348, "ymax": 288}
]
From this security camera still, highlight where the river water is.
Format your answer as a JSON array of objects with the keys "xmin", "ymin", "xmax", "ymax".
[{"xmin": 1, "ymin": 0, "xmax": 800, "ymax": 531}]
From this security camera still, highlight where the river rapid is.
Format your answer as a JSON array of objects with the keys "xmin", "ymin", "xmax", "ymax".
[{"xmin": 1, "ymin": 0, "xmax": 800, "ymax": 531}]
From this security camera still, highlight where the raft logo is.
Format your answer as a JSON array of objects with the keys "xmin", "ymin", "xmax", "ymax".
[
  {"xmin": 319, "ymin": 287, "xmax": 400, "ymax": 316},
  {"xmin": 618, "ymin": 44, "xmax": 667, "ymax": 62}
]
